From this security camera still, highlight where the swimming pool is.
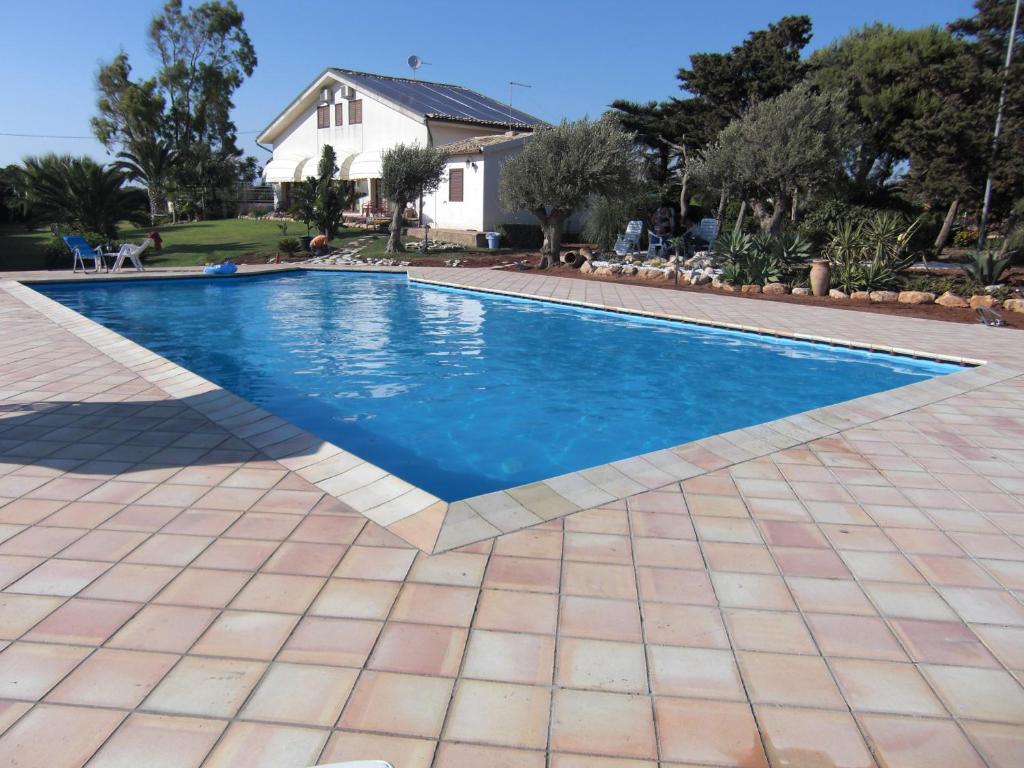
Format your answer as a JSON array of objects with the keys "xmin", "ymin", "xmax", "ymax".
[{"xmin": 35, "ymin": 271, "xmax": 959, "ymax": 501}]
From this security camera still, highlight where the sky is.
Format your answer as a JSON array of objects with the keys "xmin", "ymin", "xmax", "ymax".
[{"xmin": 0, "ymin": 0, "xmax": 979, "ymax": 167}]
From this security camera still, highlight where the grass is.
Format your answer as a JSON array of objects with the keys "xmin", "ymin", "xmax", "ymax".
[{"xmin": 0, "ymin": 219, "xmax": 500, "ymax": 271}]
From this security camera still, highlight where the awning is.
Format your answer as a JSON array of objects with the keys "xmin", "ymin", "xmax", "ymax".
[
  {"xmin": 339, "ymin": 151, "xmax": 382, "ymax": 180},
  {"xmin": 263, "ymin": 155, "xmax": 314, "ymax": 182}
]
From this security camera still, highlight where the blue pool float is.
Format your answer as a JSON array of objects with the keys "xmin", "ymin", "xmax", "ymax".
[{"xmin": 203, "ymin": 261, "xmax": 238, "ymax": 276}]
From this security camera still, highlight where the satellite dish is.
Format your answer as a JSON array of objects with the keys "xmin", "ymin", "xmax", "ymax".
[{"xmin": 407, "ymin": 55, "xmax": 430, "ymax": 78}]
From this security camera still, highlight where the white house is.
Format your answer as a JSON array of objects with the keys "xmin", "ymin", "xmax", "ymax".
[{"xmin": 257, "ymin": 68, "xmax": 547, "ymax": 240}]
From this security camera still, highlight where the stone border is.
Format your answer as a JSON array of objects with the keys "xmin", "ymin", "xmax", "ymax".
[{"xmin": 5, "ymin": 270, "xmax": 1017, "ymax": 554}]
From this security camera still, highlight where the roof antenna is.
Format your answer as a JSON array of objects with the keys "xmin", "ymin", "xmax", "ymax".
[
  {"xmin": 509, "ymin": 81, "xmax": 531, "ymax": 132},
  {"xmin": 408, "ymin": 55, "xmax": 431, "ymax": 79}
]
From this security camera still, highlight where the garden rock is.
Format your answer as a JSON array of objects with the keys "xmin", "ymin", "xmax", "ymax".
[
  {"xmin": 579, "ymin": 261, "xmax": 594, "ymax": 274},
  {"xmin": 970, "ymin": 294, "xmax": 1000, "ymax": 309},
  {"xmin": 621, "ymin": 265, "xmax": 638, "ymax": 276},
  {"xmin": 851, "ymin": 291, "xmax": 871, "ymax": 301},
  {"xmin": 762, "ymin": 283, "xmax": 789, "ymax": 295},
  {"xmin": 594, "ymin": 266, "xmax": 613, "ymax": 276},
  {"xmin": 663, "ymin": 268, "xmax": 678, "ymax": 281},
  {"xmin": 829, "ymin": 289, "xmax": 849, "ymax": 300},
  {"xmin": 792, "ymin": 287, "xmax": 810, "ymax": 296},
  {"xmin": 1003, "ymin": 298, "xmax": 1024, "ymax": 313},
  {"xmin": 936, "ymin": 291, "xmax": 969, "ymax": 308},
  {"xmin": 741, "ymin": 284, "xmax": 762, "ymax": 294},
  {"xmin": 869, "ymin": 291, "xmax": 899, "ymax": 303},
  {"xmin": 897, "ymin": 291, "xmax": 936, "ymax": 305}
]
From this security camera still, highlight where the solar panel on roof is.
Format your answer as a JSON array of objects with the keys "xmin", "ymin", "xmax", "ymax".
[{"xmin": 338, "ymin": 70, "xmax": 544, "ymax": 127}]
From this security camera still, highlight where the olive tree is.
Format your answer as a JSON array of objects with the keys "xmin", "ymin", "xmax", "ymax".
[
  {"xmin": 500, "ymin": 118, "xmax": 640, "ymax": 268},
  {"xmin": 687, "ymin": 84, "xmax": 856, "ymax": 234},
  {"xmin": 379, "ymin": 143, "xmax": 447, "ymax": 253}
]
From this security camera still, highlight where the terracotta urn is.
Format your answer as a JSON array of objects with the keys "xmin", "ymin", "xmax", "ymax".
[{"xmin": 809, "ymin": 259, "xmax": 831, "ymax": 297}]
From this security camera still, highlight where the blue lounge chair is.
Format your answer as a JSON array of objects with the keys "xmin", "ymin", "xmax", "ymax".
[{"xmin": 63, "ymin": 235, "xmax": 110, "ymax": 273}]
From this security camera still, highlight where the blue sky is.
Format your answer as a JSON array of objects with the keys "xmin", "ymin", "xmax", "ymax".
[{"xmin": 0, "ymin": 0, "xmax": 977, "ymax": 166}]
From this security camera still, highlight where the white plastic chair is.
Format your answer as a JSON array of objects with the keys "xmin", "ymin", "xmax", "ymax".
[
  {"xmin": 613, "ymin": 220, "xmax": 643, "ymax": 256},
  {"xmin": 110, "ymin": 239, "xmax": 152, "ymax": 272},
  {"xmin": 693, "ymin": 217, "xmax": 720, "ymax": 247}
]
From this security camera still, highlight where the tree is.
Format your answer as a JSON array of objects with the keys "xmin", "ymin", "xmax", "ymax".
[
  {"xmin": 609, "ymin": 16, "xmax": 814, "ymax": 223},
  {"xmin": 379, "ymin": 144, "xmax": 447, "ymax": 254},
  {"xmin": 114, "ymin": 137, "xmax": 177, "ymax": 223},
  {"xmin": 809, "ymin": 24, "xmax": 982, "ymax": 200},
  {"xmin": 678, "ymin": 15, "xmax": 813, "ymax": 132},
  {"xmin": 14, "ymin": 155, "xmax": 148, "ymax": 237},
  {"xmin": 309, "ymin": 145, "xmax": 356, "ymax": 240},
  {"xmin": 951, "ymin": 0, "xmax": 1024, "ymax": 221},
  {"xmin": 687, "ymin": 85, "xmax": 856, "ymax": 234},
  {"xmin": 609, "ymin": 98, "xmax": 709, "ymax": 221},
  {"xmin": 500, "ymin": 118, "xmax": 641, "ymax": 268},
  {"xmin": 92, "ymin": 0, "xmax": 257, "ymax": 219}
]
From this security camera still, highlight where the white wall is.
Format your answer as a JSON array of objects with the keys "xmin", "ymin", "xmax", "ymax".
[
  {"xmin": 421, "ymin": 155, "xmax": 485, "ymax": 231},
  {"xmin": 269, "ymin": 78, "xmax": 428, "ymax": 181}
]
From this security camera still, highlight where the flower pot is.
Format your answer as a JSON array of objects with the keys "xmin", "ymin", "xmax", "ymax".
[
  {"xmin": 810, "ymin": 259, "xmax": 831, "ymax": 297},
  {"xmin": 301, "ymin": 236, "xmax": 313, "ymax": 252}
]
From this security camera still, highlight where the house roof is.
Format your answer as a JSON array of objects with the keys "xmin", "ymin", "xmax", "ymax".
[
  {"xmin": 257, "ymin": 68, "xmax": 547, "ymax": 144},
  {"xmin": 442, "ymin": 132, "xmax": 529, "ymax": 156}
]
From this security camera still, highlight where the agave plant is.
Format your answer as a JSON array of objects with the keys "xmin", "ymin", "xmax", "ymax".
[
  {"xmin": 773, "ymin": 232, "xmax": 812, "ymax": 265},
  {"xmin": 712, "ymin": 230, "xmax": 752, "ymax": 263},
  {"xmin": 825, "ymin": 213, "xmax": 921, "ymax": 293},
  {"xmin": 962, "ymin": 250, "xmax": 1012, "ymax": 287}
]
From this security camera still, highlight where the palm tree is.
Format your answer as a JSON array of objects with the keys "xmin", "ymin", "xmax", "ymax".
[
  {"xmin": 17, "ymin": 154, "xmax": 148, "ymax": 237},
  {"xmin": 114, "ymin": 137, "xmax": 176, "ymax": 224}
]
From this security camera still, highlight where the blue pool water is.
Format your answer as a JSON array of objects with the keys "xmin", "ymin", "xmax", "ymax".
[{"xmin": 35, "ymin": 272, "xmax": 959, "ymax": 500}]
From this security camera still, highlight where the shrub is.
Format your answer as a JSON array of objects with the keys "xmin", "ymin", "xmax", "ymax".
[
  {"xmin": 797, "ymin": 199, "xmax": 877, "ymax": 250},
  {"xmin": 583, "ymin": 194, "xmax": 641, "ymax": 250},
  {"xmin": 712, "ymin": 230, "xmax": 810, "ymax": 285},
  {"xmin": 497, "ymin": 223, "xmax": 544, "ymax": 249},
  {"xmin": 278, "ymin": 237, "xmax": 302, "ymax": 258},
  {"xmin": 953, "ymin": 226, "xmax": 979, "ymax": 249},
  {"xmin": 44, "ymin": 227, "xmax": 113, "ymax": 269},
  {"xmin": 825, "ymin": 212, "xmax": 920, "ymax": 292}
]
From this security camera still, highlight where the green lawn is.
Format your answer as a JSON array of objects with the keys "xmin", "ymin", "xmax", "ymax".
[{"xmin": 0, "ymin": 219, "xmax": 498, "ymax": 271}]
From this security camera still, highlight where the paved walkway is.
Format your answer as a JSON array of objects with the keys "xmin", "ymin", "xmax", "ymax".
[{"xmin": 0, "ymin": 267, "xmax": 1022, "ymax": 768}]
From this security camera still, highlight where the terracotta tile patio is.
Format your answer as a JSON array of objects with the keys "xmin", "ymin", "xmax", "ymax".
[{"xmin": 0, "ymin": 266, "xmax": 1023, "ymax": 766}]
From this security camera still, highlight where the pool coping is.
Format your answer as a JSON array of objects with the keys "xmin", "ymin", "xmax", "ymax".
[{"xmin": 5, "ymin": 267, "xmax": 1020, "ymax": 553}]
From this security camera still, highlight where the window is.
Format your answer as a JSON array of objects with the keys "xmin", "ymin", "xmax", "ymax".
[
  {"xmin": 334, "ymin": 102, "xmax": 344, "ymax": 126},
  {"xmin": 449, "ymin": 168, "xmax": 464, "ymax": 202},
  {"xmin": 316, "ymin": 104, "xmax": 330, "ymax": 129},
  {"xmin": 349, "ymin": 99, "xmax": 363, "ymax": 125}
]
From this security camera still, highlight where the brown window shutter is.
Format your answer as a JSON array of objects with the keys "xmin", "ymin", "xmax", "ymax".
[
  {"xmin": 317, "ymin": 104, "xmax": 329, "ymax": 129},
  {"xmin": 349, "ymin": 100, "xmax": 363, "ymax": 125},
  {"xmin": 449, "ymin": 168, "xmax": 464, "ymax": 202},
  {"xmin": 334, "ymin": 103, "xmax": 344, "ymax": 126}
]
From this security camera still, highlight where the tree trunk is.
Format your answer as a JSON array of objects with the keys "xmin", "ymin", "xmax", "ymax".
[
  {"xmin": 766, "ymin": 199, "xmax": 788, "ymax": 235},
  {"xmin": 934, "ymin": 198, "xmax": 959, "ymax": 253},
  {"xmin": 733, "ymin": 200, "xmax": 747, "ymax": 236},
  {"xmin": 716, "ymin": 189, "xmax": 727, "ymax": 222},
  {"xmin": 678, "ymin": 170, "xmax": 689, "ymax": 226},
  {"xmin": 790, "ymin": 188, "xmax": 798, "ymax": 223},
  {"xmin": 537, "ymin": 210, "xmax": 565, "ymax": 269},
  {"xmin": 386, "ymin": 200, "xmax": 406, "ymax": 254},
  {"xmin": 754, "ymin": 196, "xmax": 788, "ymax": 235}
]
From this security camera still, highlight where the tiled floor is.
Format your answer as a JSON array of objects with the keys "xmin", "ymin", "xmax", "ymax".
[{"xmin": 0, "ymin": 266, "xmax": 1023, "ymax": 767}]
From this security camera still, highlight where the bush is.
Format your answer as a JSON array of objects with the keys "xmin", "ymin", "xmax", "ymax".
[
  {"xmin": 712, "ymin": 231, "xmax": 810, "ymax": 285},
  {"xmin": 497, "ymin": 223, "xmax": 544, "ymax": 249},
  {"xmin": 825, "ymin": 212, "xmax": 920, "ymax": 292},
  {"xmin": 44, "ymin": 227, "xmax": 115, "ymax": 269},
  {"xmin": 953, "ymin": 226, "xmax": 979, "ymax": 249},
  {"xmin": 278, "ymin": 237, "xmax": 302, "ymax": 258},
  {"xmin": 797, "ymin": 199, "xmax": 877, "ymax": 251},
  {"xmin": 583, "ymin": 195, "xmax": 639, "ymax": 250}
]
